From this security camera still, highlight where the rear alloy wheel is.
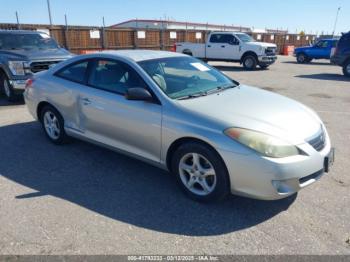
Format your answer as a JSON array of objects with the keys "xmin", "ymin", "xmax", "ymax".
[
  {"xmin": 1, "ymin": 75, "xmax": 20, "ymax": 102},
  {"xmin": 40, "ymin": 105, "xmax": 69, "ymax": 145},
  {"xmin": 243, "ymin": 55, "xmax": 257, "ymax": 70},
  {"xmin": 343, "ymin": 61, "xmax": 350, "ymax": 77},
  {"xmin": 297, "ymin": 53, "xmax": 307, "ymax": 64},
  {"xmin": 172, "ymin": 142, "xmax": 230, "ymax": 202}
]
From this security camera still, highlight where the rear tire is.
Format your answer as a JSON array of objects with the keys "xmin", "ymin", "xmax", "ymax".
[
  {"xmin": 0, "ymin": 74, "xmax": 21, "ymax": 102},
  {"xmin": 242, "ymin": 55, "xmax": 258, "ymax": 70},
  {"xmin": 343, "ymin": 60, "xmax": 350, "ymax": 77},
  {"xmin": 40, "ymin": 105, "xmax": 69, "ymax": 145},
  {"xmin": 171, "ymin": 142, "xmax": 230, "ymax": 202}
]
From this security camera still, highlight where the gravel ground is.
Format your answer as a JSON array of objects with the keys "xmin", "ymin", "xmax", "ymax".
[{"xmin": 0, "ymin": 55, "xmax": 349, "ymax": 255}]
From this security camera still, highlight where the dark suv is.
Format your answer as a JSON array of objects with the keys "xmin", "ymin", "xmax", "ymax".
[
  {"xmin": 331, "ymin": 31, "xmax": 350, "ymax": 77},
  {"xmin": 0, "ymin": 30, "xmax": 72, "ymax": 101}
]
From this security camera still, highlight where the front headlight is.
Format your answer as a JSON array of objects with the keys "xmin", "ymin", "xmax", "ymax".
[
  {"xmin": 8, "ymin": 61, "xmax": 26, "ymax": 75},
  {"xmin": 224, "ymin": 127, "xmax": 300, "ymax": 158}
]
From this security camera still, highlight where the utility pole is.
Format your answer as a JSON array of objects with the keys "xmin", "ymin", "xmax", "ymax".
[
  {"xmin": 47, "ymin": 0, "xmax": 53, "ymax": 26},
  {"xmin": 15, "ymin": 11, "xmax": 20, "ymax": 29},
  {"xmin": 332, "ymin": 7, "xmax": 341, "ymax": 37}
]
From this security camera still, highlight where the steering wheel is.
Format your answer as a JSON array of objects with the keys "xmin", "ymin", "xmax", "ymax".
[{"xmin": 189, "ymin": 75, "xmax": 201, "ymax": 83}]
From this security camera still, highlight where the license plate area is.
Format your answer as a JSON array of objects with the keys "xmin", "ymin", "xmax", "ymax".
[{"xmin": 324, "ymin": 148, "xmax": 335, "ymax": 173}]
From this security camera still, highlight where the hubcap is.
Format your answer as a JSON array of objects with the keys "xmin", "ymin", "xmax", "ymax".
[
  {"xmin": 245, "ymin": 57, "xmax": 254, "ymax": 68},
  {"xmin": 43, "ymin": 111, "xmax": 60, "ymax": 140},
  {"xmin": 179, "ymin": 153, "xmax": 217, "ymax": 196},
  {"xmin": 3, "ymin": 79, "xmax": 11, "ymax": 98},
  {"xmin": 346, "ymin": 64, "xmax": 350, "ymax": 74},
  {"xmin": 298, "ymin": 55, "xmax": 305, "ymax": 62}
]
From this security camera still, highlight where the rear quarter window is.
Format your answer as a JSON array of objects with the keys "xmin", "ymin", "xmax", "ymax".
[{"xmin": 56, "ymin": 61, "xmax": 89, "ymax": 84}]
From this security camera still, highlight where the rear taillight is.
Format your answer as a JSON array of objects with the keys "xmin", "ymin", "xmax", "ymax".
[
  {"xmin": 25, "ymin": 78, "xmax": 34, "ymax": 89},
  {"xmin": 170, "ymin": 43, "xmax": 177, "ymax": 52}
]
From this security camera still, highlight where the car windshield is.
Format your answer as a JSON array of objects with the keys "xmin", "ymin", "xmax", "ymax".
[
  {"xmin": 138, "ymin": 57, "xmax": 239, "ymax": 99},
  {"xmin": 0, "ymin": 33, "xmax": 59, "ymax": 50},
  {"xmin": 236, "ymin": 33, "xmax": 255, "ymax": 42}
]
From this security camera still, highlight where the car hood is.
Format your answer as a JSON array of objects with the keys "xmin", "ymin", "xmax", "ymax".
[
  {"xmin": 246, "ymin": 42, "xmax": 277, "ymax": 48},
  {"xmin": 0, "ymin": 48, "xmax": 73, "ymax": 61},
  {"xmin": 176, "ymin": 85, "xmax": 322, "ymax": 145},
  {"xmin": 295, "ymin": 46, "xmax": 312, "ymax": 51}
]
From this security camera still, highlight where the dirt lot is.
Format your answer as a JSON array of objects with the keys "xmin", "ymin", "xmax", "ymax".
[{"xmin": 0, "ymin": 55, "xmax": 349, "ymax": 255}]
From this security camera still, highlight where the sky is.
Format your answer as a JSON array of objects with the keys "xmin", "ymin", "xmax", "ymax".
[{"xmin": 0, "ymin": 0, "xmax": 349, "ymax": 35}]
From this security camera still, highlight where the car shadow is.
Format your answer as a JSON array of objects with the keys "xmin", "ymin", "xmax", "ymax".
[
  {"xmin": 282, "ymin": 61, "xmax": 333, "ymax": 66},
  {"xmin": 0, "ymin": 122, "xmax": 297, "ymax": 236},
  {"xmin": 295, "ymin": 73, "xmax": 350, "ymax": 82},
  {"xmin": 0, "ymin": 94, "xmax": 25, "ymax": 107},
  {"xmin": 213, "ymin": 65, "xmax": 268, "ymax": 72}
]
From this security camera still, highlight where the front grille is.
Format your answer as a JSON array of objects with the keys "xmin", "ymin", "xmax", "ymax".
[
  {"xmin": 265, "ymin": 47, "xmax": 276, "ymax": 56},
  {"xmin": 306, "ymin": 127, "xmax": 326, "ymax": 151},
  {"xmin": 30, "ymin": 60, "xmax": 62, "ymax": 73},
  {"xmin": 299, "ymin": 169, "xmax": 324, "ymax": 184}
]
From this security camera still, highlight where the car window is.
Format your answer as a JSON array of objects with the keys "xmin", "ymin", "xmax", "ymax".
[
  {"xmin": 88, "ymin": 59, "xmax": 146, "ymax": 95},
  {"xmin": 56, "ymin": 61, "xmax": 88, "ymax": 84},
  {"xmin": 332, "ymin": 41, "xmax": 338, "ymax": 47},
  {"xmin": 316, "ymin": 41, "xmax": 328, "ymax": 48},
  {"xmin": 209, "ymin": 34, "xmax": 235, "ymax": 44}
]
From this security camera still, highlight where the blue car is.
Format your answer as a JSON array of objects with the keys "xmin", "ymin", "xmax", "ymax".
[{"xmin": 294, "ymin": 39, "xmax": 338, "ymax": 63}]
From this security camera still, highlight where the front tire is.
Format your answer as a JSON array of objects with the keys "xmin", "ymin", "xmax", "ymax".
[
  {"xmin": 343, "ymin": 60, "xmax": 350, "ymax": 77},
  {"xmin": 171, "ymin": 142, "xmax": 230, "ymax": 202},
  {"xmin": 40, "ymin": 105, "xmax": 69, "ymax": 145},
  {"xmin": 0, "ymin": 74, "xmax": 21, "ymax": 102},
  {"xmin": 242, "ymin": 55, "xmax": 258, "ymax": 70}
]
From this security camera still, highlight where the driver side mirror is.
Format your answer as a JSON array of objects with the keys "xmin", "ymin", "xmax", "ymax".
[{"xmin": 125, "ymin": 87, "xmax": 153, "ymax": 101}]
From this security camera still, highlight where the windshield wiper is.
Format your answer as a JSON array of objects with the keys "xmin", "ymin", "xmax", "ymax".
[
  {"xmin": 176, "ymin": 92, "xmax": 208, "ymax": 100},
  {"xmin": 206, "ymin": 84, "xmax": 236, "ymax": 95}
]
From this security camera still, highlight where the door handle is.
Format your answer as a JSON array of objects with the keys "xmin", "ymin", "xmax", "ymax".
[
  {"xmin": 207, "ymin": 45, "xmax": 211, "ymax": 48},
  {"xmin": 221, "ymin": 45, "xmax": 226, "ymax": 48},
  {"xmin": 81, "ymin": 97, "xmax": 92, "ymax": 105}
]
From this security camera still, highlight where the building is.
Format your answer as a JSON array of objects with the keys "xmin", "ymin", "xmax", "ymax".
[{"xmin": 110, "ymin": 19, "xmax": 251, "ymax": 32}]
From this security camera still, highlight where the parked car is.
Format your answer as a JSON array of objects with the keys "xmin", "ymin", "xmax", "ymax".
[
  {"xmin": 331, "ymin": 32, "xmax": 350, "ymax": 77},
  {"xmin": 24, "ymin": 50, "xmax": 334, "ymax": 202},
  {"xmin": 174, "ymin": 31, "xmax": 277, "ymax": 70},
  {"xmin": 294, "ymin": 39, "xmax": 338, "ymax": 63},
  {"xmin": 0, "ymin": 30, "xmax": 73, "ymax": 101}
]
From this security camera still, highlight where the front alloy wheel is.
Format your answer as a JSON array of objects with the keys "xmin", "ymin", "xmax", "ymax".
[
  {"xmin": 179, "ymin": 153, "xmax": 217, "ymax": 196},
  {"xmin": 172, "ymin": 142, "xmax": 230, "ymax": 202}
]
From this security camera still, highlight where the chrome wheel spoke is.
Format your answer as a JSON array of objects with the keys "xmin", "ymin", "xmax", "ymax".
[
  {"xmin": 198, "ymin": 179, "xmax": 212, "ymax": 193},
  {"xmin": 202, "ymin": 167, "xmax": 215, "ymax": 177},
  {"xmin": 178, "ymin": 152, "xmax": 217, "ymax": 196},
  {"xmin": 192, "ymin": 153, "xmax": 200, "ymax": 167}
]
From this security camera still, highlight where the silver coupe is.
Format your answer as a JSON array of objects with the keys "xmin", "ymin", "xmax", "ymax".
[{"xmin": 24, "ymin": 50, "xmax": 334, "ymax": 202}]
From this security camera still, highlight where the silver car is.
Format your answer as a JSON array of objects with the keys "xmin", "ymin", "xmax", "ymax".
[{"xmin": 24, "ymin": 50, "xmax": 334, "ymax": 202}]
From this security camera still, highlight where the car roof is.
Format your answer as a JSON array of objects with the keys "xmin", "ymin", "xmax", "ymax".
[
  {"xmin": 101, "ymin": 50, "xmax": 187, "ymax": 62},
  {"xmin": 0, "ymin": 30, "xmax": 44, "ymax": 35}
]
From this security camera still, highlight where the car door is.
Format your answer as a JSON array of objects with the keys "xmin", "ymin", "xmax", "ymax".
[
  {"xmin": 206, "ymin": 34, "xmax": 239, "ymax": 60},
  {"xmin": 310, "ymin": 40, "xmax": 330, "ymax": 59},
  {"xmin": 77, "ymin": 58, "xmax": 162, "ymax": 163}
]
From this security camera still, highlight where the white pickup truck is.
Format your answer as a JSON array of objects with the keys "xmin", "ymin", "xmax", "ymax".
[{"xmin": 175, "ymin": 31, "xmax": 277, "ymax": 70}]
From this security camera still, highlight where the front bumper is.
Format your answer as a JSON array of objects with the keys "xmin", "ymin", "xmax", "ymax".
[
  {"xmin": 330, "ymin": 55, "xmax": 345, "ymax": 66},
  {"xmin": 9, "ymin": 79, "xmax": 27, "ymax": 91},
  {"xmin": 258, "ymin": 55, "xmax": 277, "ymax": 65},
  {"xmin": 218, "ymin": 134, "xmax": 333, "ymax": 200}
]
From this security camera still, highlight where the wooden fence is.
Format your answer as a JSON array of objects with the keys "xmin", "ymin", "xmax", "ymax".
[{"xmin": 0, "ymin": 23, "xmax": 317, "ymax": 55}]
